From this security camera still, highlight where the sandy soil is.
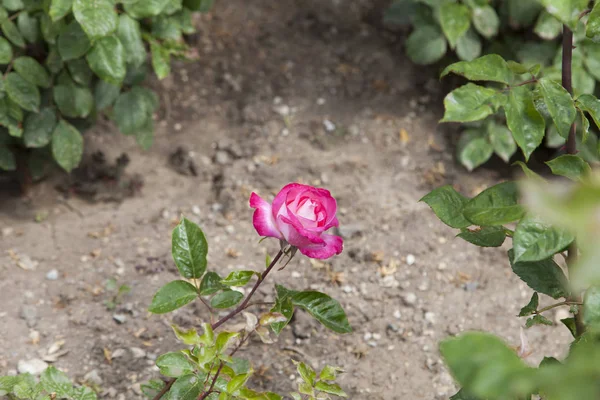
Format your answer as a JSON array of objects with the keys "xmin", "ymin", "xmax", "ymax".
[{"xmin": 0, "ymin": 1, "xmax": 572, "ymax": 399}]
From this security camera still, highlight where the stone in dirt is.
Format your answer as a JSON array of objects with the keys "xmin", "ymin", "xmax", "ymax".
[{"xmin": 17, "ymin": 359, "xmax": 48, "ymax": 375}]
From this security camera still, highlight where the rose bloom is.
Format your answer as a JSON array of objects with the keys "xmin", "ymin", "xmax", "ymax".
[{"xmin": 250, "ymin": 183, "xmax": 343, "ymax": 259}]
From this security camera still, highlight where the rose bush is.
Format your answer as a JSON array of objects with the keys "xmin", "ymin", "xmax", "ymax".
[{"xmin": 250, "ymin": 183, "xmax": 343, "ymax": 259}]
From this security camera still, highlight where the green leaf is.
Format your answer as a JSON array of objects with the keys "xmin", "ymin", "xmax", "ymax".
[
  {"xmin": 210, "ymin": 289, "xmax": 244, "ymax": 309},
  {"xmin": 184, "ymin": 0, "xmax": 214, "ymax": 12},
  {"xmin": 560, "ymin": 317, "xmax": 577, "ymax": 337},
  {"xmin": 5, "ymin": 72, "xmax": 40, "ymax": 112},
  {"xmin": 439, "ymin": 332, "xmax": 534, "ymax": 399},
  {"xmin": 73, "ymin": 0, "xmax": 117, "ymax": 39},
  {"xmin": 295, "ymin": 361, "xmax": 316, "ymax": 386},
  {"xmin": 456, "ymin": 29, "xmax": 481, "ymax": 62},
  {"xmin": 151, "ymin": 41, "xmax": 171, "ymax": 80},
  {"xmin": 271, "ymin": 285, "xmax": 294, "ymax": 335},
  {"xmin": 450, "ymin": 389, "xmax": 481, "ymax": 400},
  {"xmin": 117, "ymin": 14, "xmax": 146, "ymax": 67},
  {"xmin": 462, "ymin": 181, "xmax": 524, "ymax": 226},
  {"xmin": 587, "ymin": 1, "xmax": 600, "ymax": 41},
  {"xmin": 576, "ymin": 94, "xmax": 600, "ymax": 131},
  {"xmin": 221, "ymin": 270, "xmax": 255, "ymax": 287},
  {"xmin": 405, "ymin": 25, "xmax": 447, "ymax": 65},
  {"xmin": 457, "ymin": 226, "xmax": 506, "ymax": 247},
  {"xmin": 320, "ymin": 365, "xmax": 343, "ymax": 382},
  {"xmin": 23, "ymin": 108, "xmax": 56, "ymax": 148},
  {"xmin": 439, "ymin": 2, "xmax": 470, "ymax": 49},
  {"xmin": 538, "ymin": 77, "xmax": 577, "ymax": 139},
  {"xmin": 86, "ymin": 35, "xmax": 126, "ymax": 84},
  {"xmin": 67, "ymin": 58, "xmax": 94, "ymax": 86},
  {"xmin": 513, "ymin": 161, "xmax": 545, "ymax": 181},
  {"xmin": 519, "ymin": 292, "xmax": 539, "ymax": 316},
  {"xmin": 546, "ymin": 154, "xmax": 592, "ymax": 181},
  {"xmin": 156, "ymin": 352, "xmax": 195, "ymax": 378},
  {"xmin": 152, "ymin": 15, "xmax": 182, "ymax": 40},
  {"xmin": 488, "ymin": 121, "xmax": 517, "ymax": 162},
  {"xmin": 51, "ymin": 120, "xmax": 83, "ymax": 172},
  {"xmin": 124, "ymin": 0, "xmax": 170, "ymax": 18},
  {"xmin": 46, "ymin": 46, "xmax": 63, "ymax": 74},
  {"xmin": 40, "ymin": 366, "xmax": 72, "ymax": 397},
  {"xmin": 508, "ymin": 249, "xmax": 570, "ymax": 299},
  {"xmin": 17, "ymin": 12, "xmax": 39, "ymax": 43},
  {"xmin": 172, "ymin": 217, "xmax": 208, "ymax": 279},
  {"xmin": 57, "ymin": 21, "xmax": 91, "ymax": 61},
  {"xmin": 0, "ymin": 145, "xmax": 15, "ymax": 171},
  {"xmin": 135, "ymin": 118, "xmax": 154, "ymax": 150},
  {"xmin": 535, "ymin": 11, "xmax": 562, "ymax": 40},
  {"xmin": 538, "ymin": 0, "xmax": 588, "ymax": 30},
  {"xmin": 441, "ymin": 83, "xmax": 497, "ymax": 123},
  {"xmin": 94, "ymin": 80, "xmax": 120, "ymax": 111},
  {"xmin": 456, "ymin": 128, "xmax": 493, "ymax": 171},
  {"xmin": 513, "ymin": 215, "xmax": 575, "ymax": 263},
  {"xmin": 1, "ymin": 19, "xmax": 25, "ymax": 48},
  {"xmin": 54, "ymin": 82, "xmax": 94, "ymax": 118},
  {"xmin": 420, "ymin": 185, "xmax": 471, "ymax": 229},
  {"xmin": 471, "ymin": 6, "xmax": 499, "ymax": 39},
  {"xmin": 0, "ymin": 37, "xmax": 12, "ymax": 64},
  {"xmin": 505, "ymin": 85, "xmax": 545, "ymax": 161},
  {"xmin": 13, "ymin": 56, "xmax": 51, "ymax": 88},
  {"xmin": 315, "ymin": 381, "xmax": 347, "ymax": 397},
  {"xmin": 526, "ymin": 314, "xmax": 553, "ymax": 327},
  {"xmin": 40, "ymin": 13, "xmax": 64, "ymax": 44},
  {"xmin": 291, "ymin": 290, "xmax": 352, "ymax": 334},
  {"xmin": 441, "ymin": 55, "xmax": 513, "ymax": 85},
  {"xmin": 583, "ymin": 286, "xmax": 600, "ymax": 329},
  {"xmin": 148, "ymin": 280, "xmax": 198, "ymax": 314},
  {"xmin": 113, "ymin": 86, "xmax": 156, "ymax": 135},
  {"xmin": 171, "ymin": 325, "xmax": 202, "ymax": 345},
  {"xmin": 50, "ymin": 0, "xmax": 73, "ymax": 21},
  {"xmin": 3, "ymin": 0, "xmax": 22, "ymax": 11},
  {"xmin": 170, "ymin": 374, "xmax": 203, "ymax": 400},
  {"xmin": 199, "ymin": 271, "xmax": 227, "ymax": 295}
]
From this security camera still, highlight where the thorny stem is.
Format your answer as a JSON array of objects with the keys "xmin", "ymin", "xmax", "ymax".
[
  {"xmin": 562, "ymin": 25, "xmax": 586, "ymax": 338},
  {"xmin": 152, "ymin": 248, "xmax": 287, "ymax": 400},
  {"xmin": 535, "ymin": 301, "xmax": 583, "ymax": 315}
]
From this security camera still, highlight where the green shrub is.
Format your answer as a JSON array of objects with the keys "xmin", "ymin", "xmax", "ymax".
[
  {"xmin": 0, "ymin": 0, "xmax": 215, "ymax": 178},
  {"xmin": 386, "ymin": 0, "xmax": 600, "ymax": 170}
]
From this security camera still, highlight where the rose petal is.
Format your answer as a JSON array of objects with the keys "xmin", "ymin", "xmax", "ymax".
[
  {"xmin": 249, "ymin": 193, "xmax": 282, "ymax": 239},
  {"xmin": 298, "ymin": 233, "xmax": 343, "ymax": 260},
  {"xmin": 272, "ymin": 183, "xmax": 307, "ymax": 216},
  {"xmin": 280, "ymin": 215, "xmax": 324, "ymax": 244}
]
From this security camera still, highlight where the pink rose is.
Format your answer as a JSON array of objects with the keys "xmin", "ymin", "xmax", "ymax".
[{"xmin": 250, "ymin": 183, "xmax": 343, "ymax": 259}]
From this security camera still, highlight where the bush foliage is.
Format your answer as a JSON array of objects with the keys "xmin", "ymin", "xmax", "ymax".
[{"xmin": 0, "ymin": 0, "xmax": 214, "ymax": 177}]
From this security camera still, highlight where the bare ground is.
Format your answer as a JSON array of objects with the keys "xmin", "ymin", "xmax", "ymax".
[{"xmin": 0, "ymin": 1, "xmax": 572, "ymax": 399}]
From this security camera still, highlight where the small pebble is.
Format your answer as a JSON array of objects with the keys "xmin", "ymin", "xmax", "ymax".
[
  {"xmin": 84, "ymin": 369, "xmax": 103, "ymax": 385},
  {"xmin": 424, "ymin": 312, "xmax": 436, "ymax": 324},
  {"xmin": 323, "ymin": 119, "xmax": 336, "ymax": 132},
  {"xmin": 46, "ymin": 269, "xmax": 59, "ymax": 281},
  {"xmin": 342, "ymin": 285, "xmax": 353, "ymax": 293},
  {"xmin": 406, "ymin": 254, "xmax": 416, "ymax": 266},
  {"xmin": 372, "ymin": 333, "xmax": 382, "ymax": 341},
  {"xmin": 393, "ymin": 310, "xmax": 402, "ymax": 319},
  {"xmin": 192, "ymin": 206, "xmax": 201, "ymax": 215},
  {"xmin": 291, "ymin": 271, "xmax": 301, "ymax": 278},
  {"xmin": 112, "ymin": 314, "xmax": 127, "ymax": 324},
  {"xmin": 225, "ymin": 225, "xmax": 235, "ymax": 235},
  {"xmin": 363, "ymin": 332, "xmax": 372, "ymax": 341},
  {"xmin": 130, "ymin": 347, "xmax": 146, "ymax": 359},
  {"xmin": 17, "ymin": 359, "xmax": 48, "ymax": 375},
  {"xmin": 111, "ymin": 348, "xmax": 126, "ymax": 359},
  {"xmin": 403, "ymin": 292, "xmax": 417, "ymax": 306}
]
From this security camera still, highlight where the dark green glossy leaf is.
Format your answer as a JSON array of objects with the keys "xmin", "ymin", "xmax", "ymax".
[
  {"xmin": 210, "ymin": 289, "xmax": 244, "ymax": 309},
  {"xmin": 17, "ymin": 12, "xmax": 39, "ymax": 43},
  {"xmin": 538, "ymin": 0, "xmax": 588, "ymax": 30},
  {"xmin": 54, "ymin": 82, "xmax": 94, "ymax": 118},
  {"xmin": 505, "ymin": 86, "xmax": 545, "ymax": 160},
  {"xmin": 199, "ymin": 271, "xmax": 226, "ymax": 295},
  {"xmin": 73, "ymin": 0, "xmax": 117, "ymax": 39},
  {"xmin": 51, "ymin": 120, "xmax": 83, "ymax": 172},
  {"xmin": 561, "ymin": 318, "xmax": 577, "ymax": 337},
  {"xmin": 169, "ymin": 374, "xmax": 203, "ymax": 400},
  {"xmin": 94, "ymin": 80, "xmax": 120, "ymax": 111},
  {"xmin": 462, "ymin": 181, "xmax": 524, "ymax": 226},
  {"xmin": 519, "ymin": 292, "xmax": 539, "ymax": 316},
  {"xmin": 587, "ymin": 1, "xmax": 600, "ymax": 41},
  {"xmin": 546, "ymin": 154, "xmax": 592, "ymax": 181},
  {"xmin": 441, "ymin": 55, "xmax": 513, "ymax": 84},
  {"xmin": 526, "ymin": 314, "xmax": 553, "ymax": 327},
  {"xmin": 112, "ymin": 86, "xmax": 157, "ymax": 135},
  {"xmin": 0, "ymin": 37, "xmax": 12, "ymax": 64},
  {"xmin": 291, "ymin": 290, "xmax": 351, "ymax": 334},
  {"xmin": 456, "ymin": 128, "xmax": 493, "ymax": 171},
  {"xmin": 539, "ymin": 77, "xmax": 577, "ymax": 139},
  {"xmin": 405, "ymin": 25, "xmax": 447, "ymax": 65},
  {"xmin": 488, "ymin": 121, "xmax": 517, "ymax": 162},
  {"xmin": 508, "ymin": 249, "xmax": 570, "ymax": 299},
  {"xmin": 117, "ymin": 14, "xmax": 146, "ymax": 67},
  {"xmin": 148, "ymin": 280, "xmax": 198, "ymax": 314},
  {"xmin": 439, "ymin": 2, "xmax": 470, "ymax": 49},
  {"xmin": 23, "ymin": 108, "xmax": 56, "ymax": 148},
  {"xmin": 40, "ymin": 13, "xmax": 64, "ymax": 44},
  {"xmin": 271, "ymin": 285, "xmax": 294, "ymax": 335},
  {"xmin": 420, "ymin": 185, "xmax": 471, "ymax": 229},
  {"xmin": 172, "ymin": 217, "xmax": 208, "ymax": 279},
  {"xmin": 457, "ymin": 226, "xmax": 506, "ymax": 247},
  {"xmin": 221, "ymin": 270, "xmax": 255, "ymax": 287},
  {"xmin": 1, "ymin": 19, "xmax": 25, "ymax": 48},
  {"xmin": 124, "ymin": 0, "xmax": 170, "ymax": 19},
  {"xmin": 86, "ymin": 35, "xmax": 126, "ymax": 84},
  {"xmin": 441, "ymin": 83, "xmax": 497, "ymax": 123},
  {"xmin": 184, "ymin": 0, "xmax": 214, "ymax": 12},
  {"xmin": 13, "ymin": 56, "xmax": 51, "ymax": 88},
  {"xmin": 5, "ymin": 72, "xmax": 40, "ymax": 112},
  {"xmin": 513, "ymin": 215, "xmax": 575, "ymax": 262},
  {"xmin": 57, "ymin": 21, "xmax": 91, "ymax": 61},
  {"xmin": 67, "ymin": 58, "xmax": 94, "ymax": 86},
  {"xmin": 49, "ymin": 0, "xmax": 73, "ymax": 21}
]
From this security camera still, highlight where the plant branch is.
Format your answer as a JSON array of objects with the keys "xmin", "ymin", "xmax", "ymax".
[
  {"xmin": 561, "ymin": 24, "xmax": 585, "ymax": 338},
  {"xmin": 535, "ymin": 301, "xmax": 583, "ymax": 315},
  {"xmin": 211, "ymin": 249, "xmax": 285, "ymax": 330},
  {"xmin": 515, "ymin": 78, "xmax": 538, "ymax": 87},
  {"xmin": 152, "ymin": 249, "xmax": 286, "ymax": 400},
  {"xmin": 198, "ymin": 363, "xmax": 224, "ymax": 400}
]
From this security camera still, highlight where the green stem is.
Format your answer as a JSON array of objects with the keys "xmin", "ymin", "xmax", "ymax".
[{"xmin": 535, "ymin": 301, "xmax": 582, "ymax": 315}]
